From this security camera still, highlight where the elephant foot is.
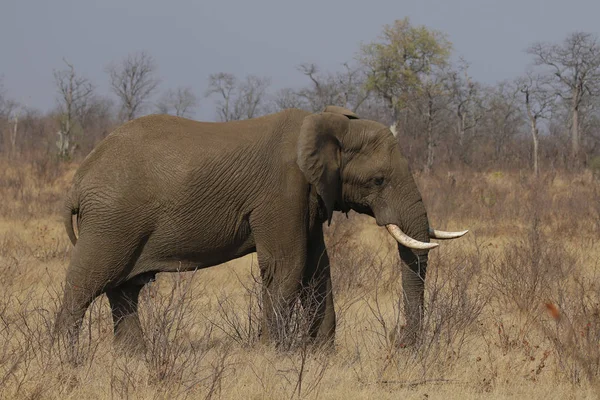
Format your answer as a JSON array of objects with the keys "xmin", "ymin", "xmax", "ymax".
[
  {"xmin": 112, "ymin": 318, "xmax": 147, "ymax": 356},
  {"xmin": 52, "ymin": 311, "xmax": 87, "ymax": 366}
]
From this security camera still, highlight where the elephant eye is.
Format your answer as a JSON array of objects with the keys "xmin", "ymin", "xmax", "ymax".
[{"xmin": 373, "ymin": 177, "xmax": 385, "ymax": 186}]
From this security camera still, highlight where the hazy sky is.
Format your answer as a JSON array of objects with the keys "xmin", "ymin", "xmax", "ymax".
[{"xmin": 1, "ymin": 0, "xmax": 599, "ymax": 121}]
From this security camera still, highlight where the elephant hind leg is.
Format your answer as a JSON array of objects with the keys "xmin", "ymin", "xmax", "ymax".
[
  {"xmin": 53, "ymin": 235, "xmax": 150, "ymax": 362},
  {"xmin": 106, "ymin": 281, "xmax": 146, "ymax": 355},
  {"xmin": 53, "ymin": 266, "xmax": 109, "ymax": 364}
]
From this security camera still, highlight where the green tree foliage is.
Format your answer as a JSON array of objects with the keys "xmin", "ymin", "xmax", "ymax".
[{"xmin": 359, "ymin": 18, "xmax": 453, "ymax": 120}]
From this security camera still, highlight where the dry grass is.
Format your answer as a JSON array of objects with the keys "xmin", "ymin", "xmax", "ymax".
[{"xmin": 1, "ymin": 157, "xmax": 600, "ymax": 399}]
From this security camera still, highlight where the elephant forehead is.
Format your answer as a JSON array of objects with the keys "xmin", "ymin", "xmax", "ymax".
[
  {"xmin": 344, "ymin": 124, "xmax": 395, "ymax": 152},
  {"xmin": 344, "ymin": 147, "xmax": 395, "ymax": 175},
  {"xmin": 360, "ymin": 132, "xmax": 398, "ymax": 156}
]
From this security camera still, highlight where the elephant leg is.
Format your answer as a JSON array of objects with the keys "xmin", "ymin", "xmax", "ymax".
[
  {"xmin": 54, "ymin": 280, "xmax": 102, "ymax": 358},
  {"xmin": 300, "ymin": 228, "xmax": 336, "ymax": 348},
  {"xmin": 257, "ymin": 253, "xmax": 305, "ymax": 347},
  {"xmin": 53, "ymin": 254, "xmax": 110, "ymax": 363},
  {"xmin": 54, "ymin": 235, "xmax": 147, "ymax": 361},
  {"xmin": 251, "ymin": 209, "xmax": 308, "ymax": 348},
  {"xmin": 106, "ymin": 282, "xmax": 145, "ymax": 355}
]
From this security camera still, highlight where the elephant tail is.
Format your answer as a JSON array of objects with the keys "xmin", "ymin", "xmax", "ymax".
[{"xmin": 64, "ymin": 186, "xmax": 80, "ymax": 246}]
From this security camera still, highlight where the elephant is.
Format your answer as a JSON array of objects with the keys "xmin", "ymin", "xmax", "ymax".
[{"xmin": 54, "ymin": 105, "xmax": 467, "ymax": 354}]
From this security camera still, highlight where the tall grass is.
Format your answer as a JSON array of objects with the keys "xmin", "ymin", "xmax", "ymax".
[{"xmin": 2, "ymin": 158, "xmax": 600, "ymax": 398}]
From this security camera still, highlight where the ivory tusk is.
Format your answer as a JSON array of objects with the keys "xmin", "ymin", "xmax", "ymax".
[
  {"xmin": 386, "ymin": 224, "xmax": 439, "ymax": 250},
  {"xmin": 428, "ymin": 228, "xmax": 469, "ymax": 239}
]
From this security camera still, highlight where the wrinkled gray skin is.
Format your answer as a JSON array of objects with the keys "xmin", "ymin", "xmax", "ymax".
[{"xmin": 55, "ymin": 106, "xmax": 434, "ymax": 353}]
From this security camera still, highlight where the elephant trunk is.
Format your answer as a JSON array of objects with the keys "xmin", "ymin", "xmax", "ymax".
[
  {"xmin": 398, "ymin": 244, "xmax": 427, "ymax": 346},
  {"xmin": 393, "ymin": 197, "xmax": 431, "ymax": 347},
  {"xmin": 388, "ymin": 209, "xmax": 468, "ymax": 347}
]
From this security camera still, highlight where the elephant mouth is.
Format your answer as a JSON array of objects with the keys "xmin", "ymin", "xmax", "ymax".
[
  {"xmin": 349, "ymin": 201, "xmax": 469, "ymax": 250},
  {"xmin": 385, "ymin": 224, "xmax": 469, "ymax": 250},
  {"xmin": 346, "ymin": 202, "xmax": 373, "ymax": 217}
]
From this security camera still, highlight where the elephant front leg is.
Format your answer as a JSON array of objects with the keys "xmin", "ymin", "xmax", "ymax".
[
  {"xmin": 301, "ymin": 228, "xmax": 336, "ymax": 348},
  {"xmin": 251, "ymin": 207, "xmax": 309, "ymax": 349},
  {"xmin": 257, "ymin": 253, "xmax": 305, "ymax": 348}
]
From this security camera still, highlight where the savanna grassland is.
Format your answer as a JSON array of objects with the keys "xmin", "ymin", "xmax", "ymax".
[{"xmin": 2, "ymin": 156, "xmax": 600, "ymax": 399}]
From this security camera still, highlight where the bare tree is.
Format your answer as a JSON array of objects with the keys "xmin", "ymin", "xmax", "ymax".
[
  {"xmin": 337, "ymin": 62, "xmax": 371, "ymax": 112},
  {"xmin": 54, "ymin": 58, "xmax": 95, "ymax": 159},
  {"xmin": 483, "ymin": 82, "xmax": 524, "ymax": 163},
  {"xmin": 205, "ymin": 73, "xmax": 270, "ymax": 121},
  {"xmin": 446, "ymin": 60, "xmax": 486, "ymax": 163},
  {"xmin": 0, "ymin": 78, "xmax": 20, "ymax": 154},
  {"xmin": 271, "ymin": 88, "xmax": 308, "ymax": 111},
  {"xmin": 0, "ymin": 78, "xmax": 8, "ymax": 119},
  {"xmin": 233, "ymin": 75, "xmax": 271, "ymax": 120},
  {"xmin": 296, "ymin": 64, "xmax": 337, "ymax": 112},
  {"xmin": 205, "ymin": 73, "xmax": 236, "ymax": 121},
  {"xmin": 294, "ymin": 63, "xmax": 370, "ymax": 113},
  {"xmin": 518, "ymin": 73, "xmax": 555, "ymax": 176},
  {"xmin": 156, "ymin": 87, "xmax": 198, "ymax": 117},
  {"xmin": 9, "ymin": 107, "xmax": 20, "ymax": 156},
  {"xmin": 528, "ymin": 32, "xmax": 600, "ymax": 166},
  {"xmin": 107, "ymin": 51, "xmax": 160, "ymax": 121},
  {"xmin": 413, "ymin": 66, "xmax": 452, "ymax": 173}
]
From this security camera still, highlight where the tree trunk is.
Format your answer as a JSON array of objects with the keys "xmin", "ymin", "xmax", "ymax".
[
  {"xmin": 532, "ymin": 120, "xmax": 539, "ymax": 177},
  {"xmin": 457, "ymin": 110, "xmax": 465, "ymax": 148},
  {"xmin": 389, "ymin": 106, "xmax": 400, "ymax": 138},
  {"xmin": 457, "ymin": 110, "xmax": 468, "ymax": 165},
  {"xmin": 425, "ymin": 100, "xmax": 434, "ymax": 173},
  {"xmin": 524, "ymin": 91, "xmax": 540, "ymax": 177},
  {"xmin": 571, "ymin": 102, "xmax": 580, "ymax": 167},
  {"xmin": 426, "ymin": 122, "xmax": 434, "ymax": 173},
  {"xmin": 10, "ymin": 111, "xmax": 18, "ymax": 156}
]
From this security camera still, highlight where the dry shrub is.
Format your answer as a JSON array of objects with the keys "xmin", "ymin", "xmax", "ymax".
[
  {"xmin": 140, "ymin": 271, "xmax": 233, "ymax": 398},
  {"xmin": 417, "ymin": 170, "xmax": 600, "ymax": 238},
  {"xmin": 0, "ymin": 157, "xmax": 70, "ymax": 219},
  {"xmin": 326, "ymin": 213, "xmax": 399, "ymax": 297},
  {"xmin": 205, "ymin": 264, "xmax": 263, "ymax": 348},
  {"xmin": 470, "ymin": 175, "xmax": 600, "ymax": 391},
  {"xmin": 355, "ymin": 239, "xmax": 488, "ymax": 385},
  {"xmin": 0, "ymin": 283, "xmax": 104, "ymax": 399},
  {"xmin": 420, "ymin": 243, "xmax": 489, "ymax": 355},
  {"xmin": 4, "ymin": 153, "xmax": 600, "ymax": 397}
]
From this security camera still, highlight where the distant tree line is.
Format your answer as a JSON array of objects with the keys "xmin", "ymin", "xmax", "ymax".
[{"xmin": 2, "ymin": 18, "xmax": 600, "ymax": 175}]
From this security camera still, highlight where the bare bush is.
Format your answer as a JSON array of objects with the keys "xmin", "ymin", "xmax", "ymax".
[
  {"xmin": 3, "ymin": 155, "xmax": 600, "ymax": 396},
  {"xmin": 207, "ymin": 264, "xmax": 263, "ymax": 347}
]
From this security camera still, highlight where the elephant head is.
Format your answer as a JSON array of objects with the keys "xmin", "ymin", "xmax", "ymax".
[{"xmin": 297, "ymin": 105, "xmax": 467, "ymax": 343}]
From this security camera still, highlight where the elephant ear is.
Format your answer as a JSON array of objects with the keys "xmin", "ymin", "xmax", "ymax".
[
  {"xmin": 297, "ymin": 112, "xmax": 351, "ymax": 225},
  {"xmin": 323, "ymin": 105, "xmax": 360, "ymax": 119}
]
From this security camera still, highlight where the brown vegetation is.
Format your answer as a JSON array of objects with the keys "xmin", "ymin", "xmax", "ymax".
[
  {"xmin": 1, "ymin": 158, "xmax": 600, "ymax": 398},
  {"xmin": 2, "ymin": 17, "xmax": 600, "ymax": 399},
  {"xmin": 4, "ymin": 25, "xmax": 600, "ymax": 175}
]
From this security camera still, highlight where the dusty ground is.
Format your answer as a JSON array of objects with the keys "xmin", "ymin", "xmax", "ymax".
[{"xmin": 1, "ymin": 157, "xmax": 600, "ymax": 399}]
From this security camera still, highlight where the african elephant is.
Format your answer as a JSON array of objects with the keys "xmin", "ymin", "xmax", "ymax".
[{"xmin": 54, "ymin": 105, "xmax": 467, "ymax": 353}]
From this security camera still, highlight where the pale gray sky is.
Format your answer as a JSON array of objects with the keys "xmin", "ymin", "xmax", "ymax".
[{"xmin": 1, "ymin": 0, "xmax": 599, "ymax": 120}]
